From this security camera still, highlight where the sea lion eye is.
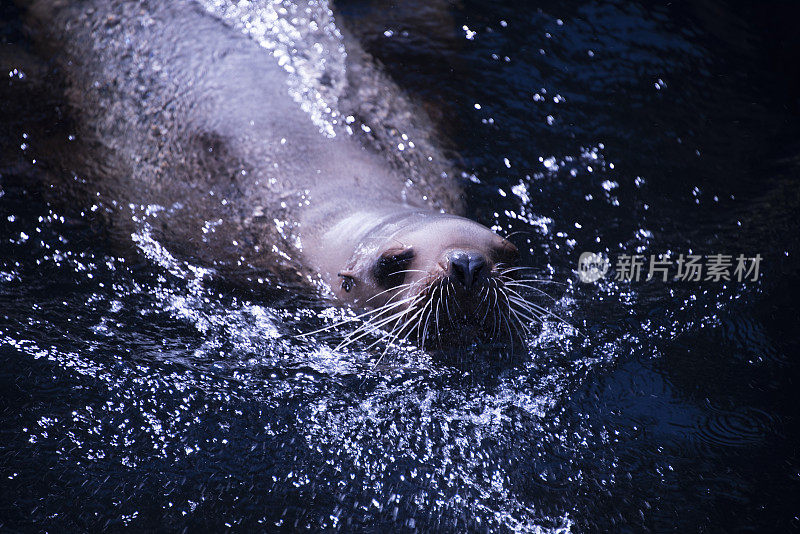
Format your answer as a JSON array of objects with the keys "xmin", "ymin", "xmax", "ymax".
[
  {"xmin": 373, "ymin": 248, "xmax": 414, "ymax": 289},
  {"xmin": 339, "ymin": 274, "xmax": 354, "ymax": 292}
]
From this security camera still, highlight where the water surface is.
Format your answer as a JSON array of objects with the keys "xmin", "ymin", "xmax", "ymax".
[{"xmin": 1, "ymin": 0, "xmax": 799, "ymax": 531}]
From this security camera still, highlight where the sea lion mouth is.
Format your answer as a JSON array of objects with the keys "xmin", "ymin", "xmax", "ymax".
[{"xmin": 334, "ymin": 264, "xmax": 550, "ymax": 352}]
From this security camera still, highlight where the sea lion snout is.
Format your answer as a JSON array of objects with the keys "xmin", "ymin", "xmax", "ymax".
[{"xmin": 446, "ymin": 250, "xmax": 487, "ymax": 289}]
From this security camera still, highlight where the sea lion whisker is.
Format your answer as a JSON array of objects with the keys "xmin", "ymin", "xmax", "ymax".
[
  {"xmin": 479, "ymin": 286, "xmax": 493, "ymax": 327},
  {"xmin": 338, "ymin": 326, "xmax": 388, "ymax": 351},
  {"xmin": 345, "ymin": 313, "xmax": 407, "ymax": 345},
  {"xmin": 490, "ymin": 287, "xmax": 501, "ymax": 338},
  {"xmin": 433, "ymin": 284, "xmax": 443, "ymax": 346},
  {"xmin": 502, "ymin": 281, "xmax": 559, "ymax": 303},
  {"xmin": 362, "ymin": 309, "xmax": 414, "ymax": 378},
  {"xmin": 496, "ymin": 289, "xmax": 527, "ymax": 344},
  {"xmin": 359, "ymin": 303, "xmax": 419, "ymax": 336},
  {"xmin": 496, "ymin": 265, "xmax": 534, "ymax": 275},
  {"xmin": 345, "ymin": 297, "xmax": 418, "ymax": 335},
  {"xmin": 502, "ymin": 278, "xmax": 569, "ymax": 286},
  {"xmin": 363, "ymin": 328, "xmax": 399, "ymax": 354},
  {"xmin": 444, "ymin": 282, "xmax": 456, "ymax": 325},
  {"xmin": 507, "ymin": 302, "xmax": 531, "ymax": 329},
  {"xmin": 392, "ymin": 269, "xmax": 428, "ymax": 276},
  {"xmin": 419, "ymin": 302, "xmax": 434, "ymax": 350},
  {"xmin": 500, "ymin": 279, "xmax": 562, "ymax": 290},
  {"xmin": 508, "ymin": 306, "xmax": 533, "ymax": 338},
  {"xmin": 371, "ymin": 288, "xmax": 420, "ymax": 309},
  {"xmin": 502, "ymin": 285, "xmax": 575, "ymax": 329},
  {"xmin": 500, "ymin": 284, "xmax": 549, "ymax": 310},
  {"xmin": 299, "ymin": 317, "xmax": 360, "ymax": 337},
  {"xmin": 475, "ymin": 284, "xmax": 488, "ymax": 310},
  {"xmin": 299, "ymin": 301, "xmax": 407, "ymax": 337},
  {"xmin": 504, "ymin": 293, "xmax": 547, "ymax": 320},
  {"xmin": 336, "ymin": 300, "xmax": 419, "ymax": 350},
  {"xmin": 472, "ymin": 283, "xmax": 488, "ymax": 315},
  {"xmin": 499, "ymin": 230, "xmax": 533, "ymax": 242},
  {"xmin": 505, "ymin": 294, "xmax": 583, "ymax": 338},
  {"xmin": 365, "ymin": 282, "xmax": 415, "ymax": 304},
  {"xmin": 444, "ymin": 279, "xmax": 465, "ymax": 315},
  {"xmin": 354, "ymin": 297, "xmax": 414, "ymax": 320},
  {"xmin": 485, "ymin": 287, "xmax": 495, "ymax": 337},
  {"xmin": 499, "ymin": 265, "xmax": 560, "ymax": 279},
  {"xmin": 507, "ymin": 309, "xmax": 527, "ymax": 348},
  {"xmin": 361, "ymin": 325, "xmax": 405, "ymax": 382},
  {"xmin": 365, "ymin": 304, "xmax": 426, "ymax": 354},
  {"xmin": 505, "ymin": 298, "xmax": 544, "ymax": 325},
  {"xmin": 502, "ymin": 282, "xmax": 559, "ymax": 305},
  {"xmin": 346, "ymin": 292, "xmax": 417, "ymax": 322},
  {"xmin": 340, "ymin": 316, "xmax": 403, "ymax": 351},
  {"xmin": 365, "ymin": 308, "xmax": 413, "ymax": 351},
  {"xmin": 414, "ymin": 292, "xmax": 432, "ymax": 345},
  {"xmin": 393, "ymin": 307, "xmax": 427, "ymax": 350},
  {"xmin": 452, "ymin": 291, "xmax": 465, "ymax": 316},
  {"xmin": 367, "ymin": 342, "xmax": 393, "ymax": 373},
  {"xmin": 506, "ymin": 309, "xmax": 524, "ymax": 340},
  {"xmin": 372, "ymin": 292, "xmax": 426, "ymax": 327},
  {"xmin": 498, "ymin": 303, "xmax": 516, "ymax": 351}
]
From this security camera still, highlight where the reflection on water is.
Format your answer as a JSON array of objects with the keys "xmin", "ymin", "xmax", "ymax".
[{"xmin": 2, "ymin": 0, "xmax": 799, "ymax": 531}]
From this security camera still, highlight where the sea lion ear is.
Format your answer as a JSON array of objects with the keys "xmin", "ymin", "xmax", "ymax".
[{"xmin": 494, "ymin": 237, "xmax": 519, "ymax": 265}]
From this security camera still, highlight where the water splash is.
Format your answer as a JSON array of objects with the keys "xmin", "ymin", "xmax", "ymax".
[{"xmin": 200, "ymin": 0, "xmax": 347, "ymax": 137}]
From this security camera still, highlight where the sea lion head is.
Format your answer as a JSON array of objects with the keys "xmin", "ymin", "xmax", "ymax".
[{"xmin": 330, "ymin": 212, "xmax": 536, "ymax": 349}]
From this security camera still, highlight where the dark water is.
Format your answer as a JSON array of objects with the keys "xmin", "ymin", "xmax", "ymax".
[{"xmin": 2, "ymin": 0, "xmax": 799, "ymax": 531}]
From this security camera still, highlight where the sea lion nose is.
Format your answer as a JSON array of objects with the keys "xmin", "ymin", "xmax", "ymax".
[{"xmin": 447, "ymin": 250, "xmax": 486, "ymax": 289}]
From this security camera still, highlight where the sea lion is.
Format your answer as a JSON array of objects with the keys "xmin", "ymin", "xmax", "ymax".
[{"xmin": 18, "ymin": 0, "xmax": 537, "ymax": 348}]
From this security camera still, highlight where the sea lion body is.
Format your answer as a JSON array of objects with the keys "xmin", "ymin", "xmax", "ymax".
[{"xmin": 20, "ymin": 0, "xmax": 528, "ymax": 347}]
